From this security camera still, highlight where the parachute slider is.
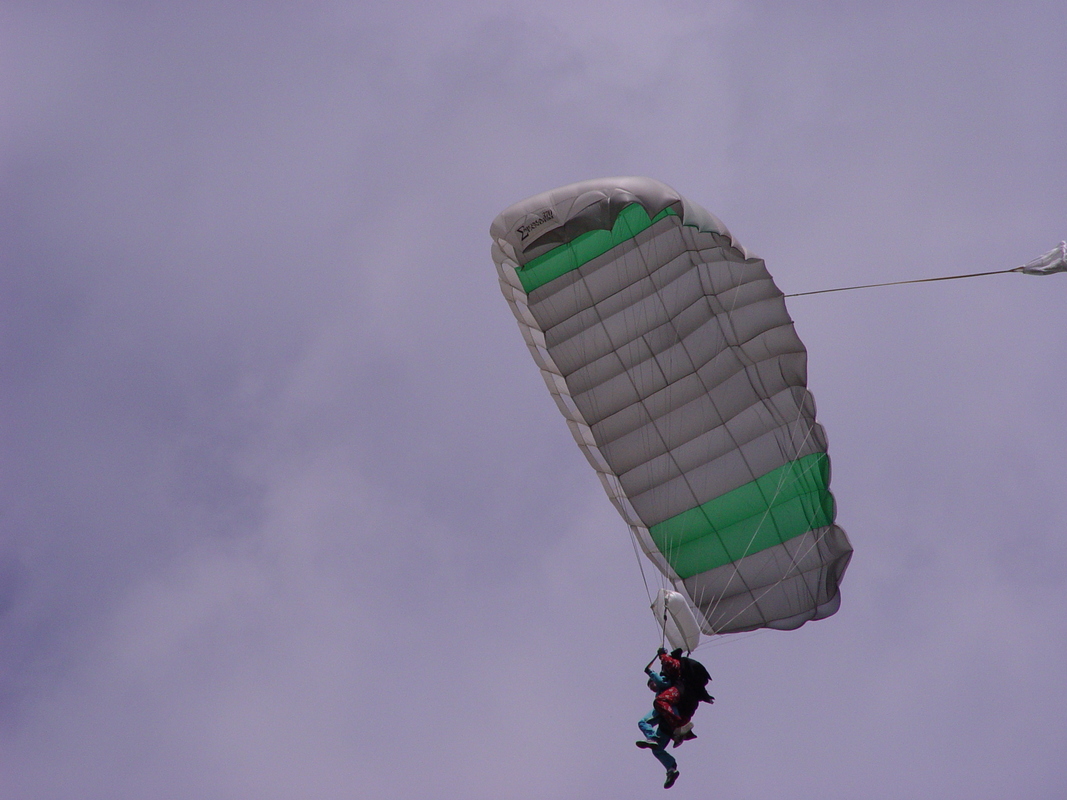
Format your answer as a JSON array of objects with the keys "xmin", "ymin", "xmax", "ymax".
[{"xmin": 652, "ymin": 588, "xmax": 702, "ymax": 653}]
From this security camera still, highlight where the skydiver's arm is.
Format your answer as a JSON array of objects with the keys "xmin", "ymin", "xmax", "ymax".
[{"xmin": 644, "ymin": 648, "xmax": 667, "ymax": 673}]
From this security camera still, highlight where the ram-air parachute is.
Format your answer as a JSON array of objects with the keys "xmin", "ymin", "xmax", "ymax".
[{"xmin": 490, "ymin": 177, "xmax": 853, "ymax": 649}]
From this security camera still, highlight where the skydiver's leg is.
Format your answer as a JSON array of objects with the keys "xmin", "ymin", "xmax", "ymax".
[
  {"xmin": 649, "ymin": 731, "xmax": 677, "ymax": 773},
  {"xmin": 638, "ymin": 710, "xmax": 660, "ymax": 741},
  {"xmin": 654, "ymin": 696, "xmax": 683, "ymax": 732}
]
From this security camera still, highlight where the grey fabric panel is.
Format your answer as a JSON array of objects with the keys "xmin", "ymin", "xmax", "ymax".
[
  {"xmin": 588, "ymin": 369, "xmax": 824, "ymax": 523},
  {"xmin": 613, "ymin": 386, "xmax": 821, "ymax": 494},
  {"xmin": 626, "ymin": 417, "xmax": 828, "ymax": 525},
  {"xmin": 682, "ymin": 525, "xmax": 852, "ymax": 634},
  {"xmin": 588, "ymin": 326, "xmax": 803, "ymax": 444},
  {"xmin": 528, "ymin": 217, "xmax": 818, "ymax": 530},
  {"xmin": 536, "ymin": 256, "xmax": 799, "ymax": 425},
  {"xmin": 557, "ymin": 290, "xmax": 717, "ymax": 397},
  {"xmin": 593, "ymin": 356, "xmax": 813, "ymax": 474},
  {"xmin": 536, "ymin": 242, "xmax": 777, "ymax": 374},
  {"xmin": 714, "ymin": 295, "xmax": 792, "ymax": 349},
  {"xmin": 527, "ymin": 217, "xmax": 688, "ymax": 327},
  {"xmin": 554, "ymin": 296, "xmax": 804, "ymax": 425},
  {"xmin": 543, "ymin": 279, "xmax": 694, "ymax": 380},
  {"xmin": 539, "ymin": 256, "xmax": 702, "ymax": 372}
]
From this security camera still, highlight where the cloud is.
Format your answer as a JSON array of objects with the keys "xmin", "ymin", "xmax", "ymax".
[{"xmin": 2, "ymin": 2, "xmax": 1066, "ymax": 798}]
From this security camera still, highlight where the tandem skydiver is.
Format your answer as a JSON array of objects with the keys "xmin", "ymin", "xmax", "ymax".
[{"xmin": 636, "ymin": 648, "xmax": 714, "ymax": 789}]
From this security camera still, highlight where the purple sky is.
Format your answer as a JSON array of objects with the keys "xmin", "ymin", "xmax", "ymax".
[{"xmin": 3, "ymin": 3, "xmax": 1066, "ymax": 798}]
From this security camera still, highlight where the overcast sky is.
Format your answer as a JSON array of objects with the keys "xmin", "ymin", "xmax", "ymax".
[{"xmin": 3, "ymin": 3, "xmax": 1066, "ymax": 798}]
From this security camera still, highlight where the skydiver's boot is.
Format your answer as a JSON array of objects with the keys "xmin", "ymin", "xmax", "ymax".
[
  {"xmin": 636, "ymin": 739, "xmax": 658, "ymax": 749},
  {"xmin": 664, "ymin": 769, "xmax": 679, "ymax": 789}
]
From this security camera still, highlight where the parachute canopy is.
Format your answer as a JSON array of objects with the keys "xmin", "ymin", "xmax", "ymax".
[{"xmin": 490, "ymin": 177, "xmax": 852, "ymax": 641}]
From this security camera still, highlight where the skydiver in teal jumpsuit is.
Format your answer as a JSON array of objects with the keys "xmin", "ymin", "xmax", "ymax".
[{"xmin": 636, "ymin": 648, "xmax": 682, "ymax": 789}]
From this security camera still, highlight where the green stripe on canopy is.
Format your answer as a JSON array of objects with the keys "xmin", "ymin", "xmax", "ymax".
[
  {"xmin": 516, "ymin": 204, "xmax": 678, "ymax": 293},
  {"xmin": 650, "ymin": 453, "xmax": 834, "ymax": 579}
]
